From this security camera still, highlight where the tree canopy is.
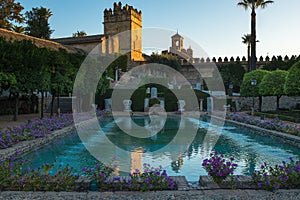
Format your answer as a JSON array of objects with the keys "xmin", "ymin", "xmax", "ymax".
[
  {"xmin": 240, "ymin": 69, "xmax": 270, "ymax": 97},
  {"xmin": 148, "ymin": 53, "xmax": 181, "ymax": 71},
  {"xmin": 25, "ymin": 6, "xmax": 53, "ymax": 39},
  {"xmin": 259, "ymin": 69, "xmax": 288, "ymax": 97},
  {"xmin": 218, "ymin": 62, "xmax": 246, "ymax": 92},
  {"xmin": 72, "ymin": 30, "xmax": 87, "ymax": 37},
  {"xmin": 0, "ymin": 0, "xmax": 24, "ymax": 29},
  {"xmin": 284, "ymin": 61, "xmax": 300, "ymax": 96}
]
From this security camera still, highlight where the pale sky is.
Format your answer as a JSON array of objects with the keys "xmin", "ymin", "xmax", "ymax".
[{"xmin": 18, "ymin": 0, "xmax": 300, "ymax": 59}]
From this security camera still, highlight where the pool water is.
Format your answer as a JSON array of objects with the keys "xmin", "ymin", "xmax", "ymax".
[{"xmin": 21, "ymin": 115, "xmax": 300, "ymax": 182}]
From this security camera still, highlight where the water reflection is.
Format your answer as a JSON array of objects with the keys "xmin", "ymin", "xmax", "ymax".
[{"xmin": 20, "ymin": 115, "xmax": 300, "ymax": 181}]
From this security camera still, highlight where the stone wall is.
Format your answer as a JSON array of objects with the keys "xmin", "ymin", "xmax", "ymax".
[{"xmin": 236, "ymin": 96, "xmax": 300, "ymax": 111}]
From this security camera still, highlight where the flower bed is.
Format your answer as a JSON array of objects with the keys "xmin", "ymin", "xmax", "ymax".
[
  {"xmin": 0, "ymin": 114, "xmax": 74, "ymax": 149},
  {"xmin": 227, "ymin": 113, "xmax": 300, "ymax": 136},
  {"xmin": 252, "ymin": 157, "xmax": 300, "ymax": 191},
  {"xmin": 83, "ymin": 161, "xmax": 176, "ymax": 191},
  {"xmin": 0, "ymin": 152, "xmax": 176, "ymax": 192}
]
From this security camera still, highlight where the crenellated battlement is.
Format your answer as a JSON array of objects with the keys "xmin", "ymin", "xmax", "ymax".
[
  {"xmin": 104, "ymin": 2, "xmax": 142, "ymax": 23},
  {"xmin": 181, "ymin": 55, "xmax": 298, "ymax": 65}
]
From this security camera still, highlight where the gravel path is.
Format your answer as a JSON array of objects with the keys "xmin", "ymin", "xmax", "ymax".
[{"xmin": 1, "ymin": 190, "xmax": 300, "ymax": 200}]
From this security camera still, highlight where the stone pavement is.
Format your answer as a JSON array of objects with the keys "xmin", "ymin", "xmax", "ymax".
[
  {"xmin": 0, "ymin": 113, "xmax": 40, "ymax": 130},
  {"xmin": 0, "ymin": 190, "xmax": 300, "ymax": 200}
]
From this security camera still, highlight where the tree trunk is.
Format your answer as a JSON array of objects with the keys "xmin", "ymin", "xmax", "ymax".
[
  {"xmin": 276, "ymin": 96, "xmax": 280, "ymax": 111},
  {"xmin": 13, "ymin": 93, "xmax": 19, "ymax": 121},
  {"xmin": 50, "ymin": 93, "xmax": 55, "ymax": 117},
  {"xmin": 57, "ymin": 95, "xmax": 60, "ymax": 117},
  {"xmin": 247, "ymin": 45, "xmax": 251, "ymax": 72},
  {"xmin": 41, "ymin": 91, "xmax": 44, "ymax": 119},
  {"xmin": 251, "ymin": 8, "xmax": 257, "ymax": 71},
  {"xmin": 258, "ymin": 96, "xmax": 262, "ymax": 112}
]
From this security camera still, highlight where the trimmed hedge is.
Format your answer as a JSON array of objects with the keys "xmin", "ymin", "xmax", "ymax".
[{"xmin": 96, "ymin": 88, "xmax": 209, "ymax": 112}]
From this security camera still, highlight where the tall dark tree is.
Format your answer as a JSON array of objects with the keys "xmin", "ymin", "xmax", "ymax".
[
  {"xmin": 238, "ymin": 0, "xmax": 274, "ymax": 71},
  {"xmin": 0, "ymin": 0, "xmax": 24, "ymax": 29},
  {"xmin": 242, "ymin": 34, "xmax": 251, "ymax": 72},
  {"xmin": 25, "ymin": 6, "xmax": 53, "ymax": 39}
]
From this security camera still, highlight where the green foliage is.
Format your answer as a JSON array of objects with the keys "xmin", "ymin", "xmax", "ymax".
[
  {"xmin": 0, "ymin": 36, "xmax": 84, "ymax": 117},
  {"xmin": 107, "ymin": 54, "xmax": 128, "ymax": 79},
  {"xmin": 252, "ymin": 158, "xmax": 300, "ymax": 191},
  {"xmin": 148, "ymin": 53, "xmax": 181, "ymax": 71},
  {"xmin": 240, "ymin": 69, "xmax": 270, "ymax": 97},
  {"xmin": 149, "ymin": 98, "xmax": 160, "ymax": 107},
  {"xmin": 0, "ymin": 72, "xmax": 16, "ymax": 92},
  {"xmin": 259, "ymin": 69, "xmax": 288, "ymax": 96},
  {"xmin": 25, "ymin": 6, "xmax": 54, "ymax": 39},
  {"xmin": 263, "ymin": 56, "xmax": 300, "ymax": 71},
  {"xmin": 72, "ymin": 30, "xmax": 87, "ymax": 37},
  {"xmin": 0, "ymin": 155, "xmax": 84, "ymax": 191},
  {"xmin": 131, "ymin": 88, "xmax": 147, "ymax": 111},
  {"xmin": 218, "ymin": 62, "xmax": 246, "ymax": 92},
  {"xmin": 165, "ymin": 89, "xmax": 209, "ymax": 112},
  {"xmin": 0, "ymin": 0, "xmax": 24, "ymax": 29},
  {"xmin": 284, "ymin": 61, "xmax": 300, "ymax": 96}
]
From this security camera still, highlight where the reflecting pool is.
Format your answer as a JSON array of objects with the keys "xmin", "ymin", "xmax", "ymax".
[{"xmin": 21, "ymin": 115, "xmax": 300, "ymax": 182}]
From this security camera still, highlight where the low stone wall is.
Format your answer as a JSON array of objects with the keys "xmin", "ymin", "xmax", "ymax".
[
  {"xmin": 236, "ymin": 96, "xmax": 300, "ymax": 111},
  {"xmin": 225, "ymin": 118, "xmax": 300, "ymax": 148}
]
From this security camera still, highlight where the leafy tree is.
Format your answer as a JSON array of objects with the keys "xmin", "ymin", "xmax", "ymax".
[
  {"xmin": 240, "ymin": 69, "xmax": 270, "ymax": 111},
  {"xmin": 11, "ymin": 24, "xmax": 25, "ymax": 33},
  {"xmin": 106, "ymin": 54, "xmax": 128, "ymax": 80},
  {"xmin": 72, "ymin": 30, "xmax": 87, "ymax": 37},
  {"xmin": 149, "ymin": 53, "xmax": 181, "ymax": 71},
  {"xmin": 238, "ymin": 0, "xmax": 274, "ymax": 71},
  {"xmin": 242, "ymin": 34, "xmax": 251, "ymax": 72},
  {"xmin": 0, "ymin": 0, "xmax": 24, "ymax": 29},
  {"xmin": 263, "ymin": 55, "xmax": 300, "ymax": 71},
  {"xmin": 0, "ymin": 71, "xmax": 16, "ymax": 93},
  {"xmin": 259, "ymin": 69, "xmax": 288, "ymax": 110},
  {"xmin": 218, "ymin": 62, "xmax": 246, "ymax": 93},
  {"xmin": 284, "ymin": 61, "xmax": 300, "ymax": 96},
  {"xmin": 25, "ymin": 6, "xmax": 53, "ymax": 39}
]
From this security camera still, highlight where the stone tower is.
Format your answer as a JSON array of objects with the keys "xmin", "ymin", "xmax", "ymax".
[
  {"xmin": 103, "ymin": 2, "xmax": 143, "ymax": 61},
  {"xmin": 171, "ymin": 32, "xmax": 184, "ymax": 51}
]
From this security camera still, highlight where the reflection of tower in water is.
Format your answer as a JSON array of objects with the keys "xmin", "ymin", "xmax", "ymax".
[{"xmin": 131, "ymin": 148, "xmax": 143, "ymax": 174}]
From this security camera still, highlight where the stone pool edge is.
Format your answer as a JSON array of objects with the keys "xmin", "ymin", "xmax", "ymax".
[{"xmin": 224, "ymin": 117, "xmax": 300, "ymax": 148}]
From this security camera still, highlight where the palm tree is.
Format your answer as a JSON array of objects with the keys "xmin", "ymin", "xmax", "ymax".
[
  {"xmin": 11, "ymin": 25, "xmax": 26, "ymax": 34},
  {"xmin": 242, "ymin": 34, "xmax": 251, "ymax": 72},
  {"xmin": 72, "ymin": 30, "xmax": 87, "ymax": 37},
  {"xmin": 238, "ymin": 0, "xmax": 274, "ymax": 71}
]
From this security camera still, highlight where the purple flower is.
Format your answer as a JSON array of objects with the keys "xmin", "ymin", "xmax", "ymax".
[{"xmin": 82, "ymin": 167, "xmax": 87, "ymax": 172}]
